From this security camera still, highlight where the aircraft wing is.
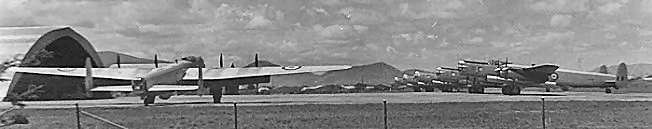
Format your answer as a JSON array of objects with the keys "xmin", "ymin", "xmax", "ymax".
[
  {"xmin": 11, "ymin": 67, "xmax": 152, "ymax": 80},
  {"xmin": 90, "ymin": 85, "xmax": 199, "ymax": 92},
  {"xmin": 508, "ymin": 64, "xmax": 559, "ymax": 76},
  {"xmin": 183, "ymin": 65, "xmax": 352, "ymax": 80}
]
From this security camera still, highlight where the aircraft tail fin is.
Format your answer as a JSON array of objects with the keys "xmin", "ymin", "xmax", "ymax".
[
  {"xmin": 598, "ymin": 65, "xmax": 608, "ymax": 74},
  {"xmin": 615, "ymin": 62, "xmax": 628, "ymax": 89}
]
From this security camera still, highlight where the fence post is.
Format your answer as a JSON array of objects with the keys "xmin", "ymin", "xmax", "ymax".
[
  {"xmin": 541, "ymin": 97, "xmax": 546, "ymax": 129},
  {"xmin": 383, "ymin": 99, "xmax": 388, "ymax": 129},
  {"xmin": 76, "ymin": 103, "xmax": 81, "ymax": 129},
  {"xmin": 234, "ymin": 102, "xmax": 238, "ymax": 129}
]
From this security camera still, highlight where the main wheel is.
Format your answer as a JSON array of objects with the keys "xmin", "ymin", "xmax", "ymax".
[
  {"xmin": 511, "ymin": 86, "xmax": 521, "ymax": 95},
  {"xmin": 502, "ymin": 86, "xmax": 521, "ymax": 95},
  {"xmin": 440, "ymin": 85, "xmax": 453, "ymax": 92},
  {"xmin": 605, "ymin": 88, "xmax": 612, "ymax": 93},
  {"xmin": 144, "ymin": 95, "xmax": 156, "ymax": 106},
  {"xmin": 413, "ymin": 87, "xmax": 422, "ymax": 92},
  {"xmin": 211, "ymin": 87, "xmax": 223, "ymax": 103},
  {"xmin": 470, "ymin": 85, "xmax": 484, "ymax": 94},
  {"xmin": 425, "ymin": 86, "xmax": 435, "ymax": 92},
  {"xmin": 501, "ymin": 86, "xmax": 511, "ymax": 95}
]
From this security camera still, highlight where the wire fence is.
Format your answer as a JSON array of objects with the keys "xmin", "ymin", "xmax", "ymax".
[{"xmin": 65, "ymin": 97, "xmax": 552, "ymax": 129}]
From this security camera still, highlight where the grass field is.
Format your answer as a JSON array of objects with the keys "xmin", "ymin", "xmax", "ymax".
[{"xmin": 6, "ymin": 101, "xmax": 652, "ymax": 129}]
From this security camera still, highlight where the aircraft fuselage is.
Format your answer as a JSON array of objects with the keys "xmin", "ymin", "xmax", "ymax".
[
  {"xmin": 142, "ymin": 60, "xmax": 195, "ymax": 86},
  {"xmin": 554, "ymin": 68, "xmax": 615, "ymax": 88}
]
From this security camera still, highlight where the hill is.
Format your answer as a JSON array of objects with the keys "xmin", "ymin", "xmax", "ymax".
[
  {"xmin": 97, "ymin": 51, "xmax": 171, "ymax": 67},
  {"xmin": 243, "ymin": 60, "xmax": 281, "ymax": 67},
  {"xmin": 590, "ymin": 63, "xmax": 652, "ymax": 77},
  {"xmin": 269, "ymin": 62, "xmax": 402, "ymax": 87}
]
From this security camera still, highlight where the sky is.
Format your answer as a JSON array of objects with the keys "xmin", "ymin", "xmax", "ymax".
[{"xmin": 2, "ymin": 0, "xmax": 652, "ymax": 70}]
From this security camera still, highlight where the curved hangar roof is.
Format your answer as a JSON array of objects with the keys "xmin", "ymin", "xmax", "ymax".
[{"xmin": 0, "ymin": 26, "xmax": 103, "ymax": 67}]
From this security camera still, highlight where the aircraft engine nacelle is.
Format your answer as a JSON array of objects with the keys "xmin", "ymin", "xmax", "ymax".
[
  {"xmin": 158, "ymin": 93, "xmax": 173, "ymax": 100},
  {"xmin": 131, "ymin": 78, "xmax": 147, "ymax": 94}
]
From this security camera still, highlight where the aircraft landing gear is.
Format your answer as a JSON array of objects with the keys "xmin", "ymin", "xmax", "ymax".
[
  {"xmin": 424, "ymin": 85, "xmax": 435, "ymax": 92},
  {"xmin": 545, "ymin": 87, "xmax": 551, "ymax": 92},
  {"xmin": 440, "ymin": 85, "xmax": 454, "ymax": 92},
  {"xmin": 605, "ymin": 88, "xmax": 612, "ymax": 93},
  {"xmin": 211, "ymin": 86, "xmax": 223, "ymax": 103},
  {"xmin": 468, "ymin": 85, "xmax": 485, "ymax": 94},
  {"xmin": 144, "ymin": 95, "xmax": 156, "ymax": 106},
  {"xmin": 502, "ymin": 85, "xmax": 521, "ymax": 95}
]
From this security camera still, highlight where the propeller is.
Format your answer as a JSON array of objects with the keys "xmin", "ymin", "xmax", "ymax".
[
  {"xmin": 219, "ymin": 53, "xmax": 224, "ymax": 68},
  {"xmin": 494, "ymin": 57, "xmax": 510, "ymax": 79},
  {"xmin": 197, "ymin": 56, "xmax": 206, "ymax": 95},
  {"xmin": 253, "ymin": 53, "xmax": 259, "ymax": 89},
  {"xmin": 503, "ymin": 57, "xmax": 509, "ymax": 80},
  {"xmin": 84, "ymin": 57, "xmax": 93, "ymax": 97},
  {"xmin": 254, "ymin": 53, "xmax": 259, "ymax": 67},
  {"xmin": 116, "ymin": 53, "xmax": 121, "ymax": 68},
  {"xmin": 154, "ymin": 54, "xmax": 159, "ymax": 68}
]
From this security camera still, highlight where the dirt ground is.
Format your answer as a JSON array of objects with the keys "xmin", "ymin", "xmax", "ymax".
[{"xmin": 5, "ymin": 101, "xmax": 652, "ymax": 129}]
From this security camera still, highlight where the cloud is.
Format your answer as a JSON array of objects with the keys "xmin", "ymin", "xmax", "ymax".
[
  {"xmin": 397, "ymin": 0, "xmax": 485, "ymax": 19},
  {"xmin": 337, "ymin": 7, "xmax": 387, "ymax": 25},
  {"xmin": 0, "ymin": 0, "xmax": 650, "ymax": 70},
  {"xmin": 530, "ymin": 0, "xmax": 589, "ymax": 13},
  {"xmin": 597, "ymin": 1, "xmax": 625, "ymax": 15},
  {"xmin": 320, "ymin": 24, "xmax": 359, "ymax": 39},
  {"xmin": 244, "ymin": 15, "xmax": 273, "ymax": 29},
  {"xmin": 550, "ymin": 14, "xmax": 573, "ymax": 27}
]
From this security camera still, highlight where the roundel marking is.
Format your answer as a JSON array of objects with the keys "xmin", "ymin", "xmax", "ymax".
[
  {"xmin": 548, "ymin": 73, "xmax": 559, "ymax": 81},
  {"xmin": 282, "ymin": 66, "xmax": 303, "ymax": 70}
]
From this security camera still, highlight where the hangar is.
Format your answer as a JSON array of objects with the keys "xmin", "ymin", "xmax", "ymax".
[
  {"xmin": 0, "ymin": 26, "xmax": 243, "ymax": 100},
  {"xmin": 0, "ymin": 26, "xmax": 104, "ymax": 100}
]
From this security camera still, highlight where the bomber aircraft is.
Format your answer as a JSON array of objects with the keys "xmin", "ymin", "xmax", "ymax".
[
  {"xmin": 431, "ymin": 66, "xmax": 465, "ymax": 92},
  {"xmin": 458, "ymin": 59, "xmax": 631, "ymax": 94},
  {"xmin": 393, "ymin": 71, "xmax": 438, "ymax": 92},
  {"xmin": 457, "ymin": 59, "xmax": 559, "ymax": 95},
  {"xmin": 4, "ymin": 54, "xmax": 351, "ymax": 106}
]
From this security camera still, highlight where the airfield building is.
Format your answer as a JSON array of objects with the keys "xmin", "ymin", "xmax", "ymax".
[
  {"xmin": 0, "ymin": 26, "xmax": 106, "ymax": 100},
  {"xmin": 0, "ymin": 26, "xmax": 241, "ymax": 100}
]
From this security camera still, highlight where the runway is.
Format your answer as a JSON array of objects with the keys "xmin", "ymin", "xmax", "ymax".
[{"xmin": 3, "ymin": 88, "xmax": 652, "ymax": 109}]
